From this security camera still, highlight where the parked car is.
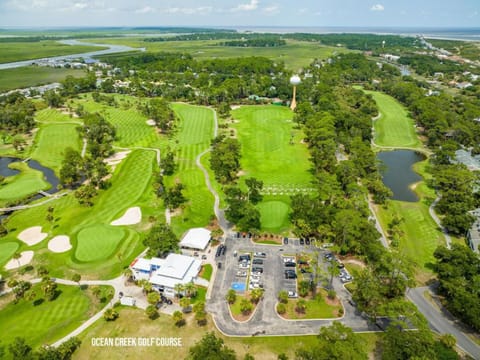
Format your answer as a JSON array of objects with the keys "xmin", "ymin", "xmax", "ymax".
[
  {"xmin": 299, "ymin": 238, "xmax": 305, "ymax": 245},
  {"xmin": 239, "ymin": 263, "xmax": 249, "ymax": 269},
  {"xmin": 305, "ymin": 238, "xmax": 310, "ymax": 245},
  {"xmin": 236, "ymin": 271, "xmax": 247, "ymax": 277},
  {"xmin": 287, "ymin": 291, "xmax": 298, "ymax": 298},
  {"xmin": 252, "ymin": 267, "xmax": 263, "ymax": 273},
  {"xmin": 221, "ymin": 245, "xmax": 227, "ymax": 255},
  {"xmin": 201, "ymin": 255, "xmax": 207, "ymax": 260},
  {"xmin": 283, "ymin": 237, "xmax": 289, "ymax": 245},
  {"xmin": 239, "ymin": 254, "xmax": 251, "ymax": 262},
  {"xmin": 284, "ymin": 262, "xmax": 296, "ymax": 267},
  {"xmin": 252, "ymin": 259, "xmax": 263, "ymax": 265},
  {"xmin": 217, "ymin": 262, "xmax": 222, "ymax": 269},
  {"xmin": 337, "ymin": 262, "xmax": 345, "ymax": 269},
  {"xmin": 254, "ymin": 252, "xmax": 266, "ymax": 258},
  {"xmin": 285, "ymin": 273, "xmax": 297, "ymax": 279}
]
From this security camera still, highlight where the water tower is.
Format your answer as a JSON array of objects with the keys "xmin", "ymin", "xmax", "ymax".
[{"xmin": 289, "ymin": 75, "xmax": 301, "ymax": 111}]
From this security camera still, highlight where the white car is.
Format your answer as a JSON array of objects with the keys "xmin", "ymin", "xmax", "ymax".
[
  {"xmin": 239, "ymin": 263, "xmax": 250, "ymax": 269},
  {"xmin": 236, "ymin": 271, "xmax": 247, "ymax": 277},
  {"xmin": 287, "ymin": 291, "xmax": 298, "ymax": 298}
]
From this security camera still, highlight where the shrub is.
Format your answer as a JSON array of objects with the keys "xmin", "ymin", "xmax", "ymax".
[{"xmin": 277, "ymin": 303, "xmax": 286, "ymax": 314}]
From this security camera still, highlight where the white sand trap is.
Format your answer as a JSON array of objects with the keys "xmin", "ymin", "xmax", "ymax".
[
  {"xmin": 5, "ymin": 251, "xmax": 34, "ymax": 270},
  {"xmin": 111, "ymin": 206, "xmax": 142, "ymax": 226},
  {"xmin": 104, "ymin": 151, "xmax": 131, "ymax": 166},
  {"xmin": 230, "ymin": 105, "xmax": 241, "ymax": 110},
  {"xmin": 17, "ymin": 226, "xmax": 47, "ymax": 246},
  {"xmin": 48, "ymin": 235, "xmax": 72, "ymax": 253},
  {"xmin": 146, "ymin": 119, "xmax": 156, "ymax": 126}
]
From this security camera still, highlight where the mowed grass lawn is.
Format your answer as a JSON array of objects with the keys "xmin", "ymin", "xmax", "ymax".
[
  {"xmin": 0, "ymin": 162, "xmax": 49, "ymax": 206},
  {"xmin": 375, "ymin": 160, "xmax": 444, "ymax": 280},
  {"xmin": 167, "ymin": 104, "xmax": 215, "ymax": 236},
  {"xmin": 30, "ymin": 123, "xmax": 81, "ymax": 173},
  {"xmin": 0, "ymin": 242, "xmax": 19, "ymax": 267},
  {"xmin": 92, "ymin": 38, "xmax": 350, "ymax": 71},
  {"xmin": 1, "ymin": 149, "xmax": 155, "ymax": 277},
  {"xmin": 69, "ymin": 95, "xmax": 158, "ymax": 148},
  {"xmin": 0, "ymin": 67, "xmax": 85, "ymax": 92},
  {"xmin": 232, "ymin": 105, "xmax": 314, "ymax": 232},
  {"xmin": 364, "ymin": 90, "xmax": 421, "ymax": 149},
  {"xmin": 75, "ymin": 224, "xmax": 125, "ymax": 262},
  {"xmin": 0, "ymin": 41, "xmax": 105, "ymax": 63},
  {"xmin": 73, "ymin": 307, "xmax": 379, "ymax": 360},
  {"xmin": 0, "ymin": 284, "xmax": 112, "ymax": 349}
]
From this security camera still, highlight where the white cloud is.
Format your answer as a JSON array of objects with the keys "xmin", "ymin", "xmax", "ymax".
[
  {"xmin": 370, "ymin": 4, "xmax": 384, "ymax": 12},
  {"xmin": 232, "ymin": 0, "xmax": 259, "ymax": 12},
  {"xmin": 135, "ymin": 6, "xmax": 155, "ymax": 14},
  {"xmin": 162, "ymin": 6, "xmax": 212, "ymax": 15},
  {"xmin": 263, "ymin": 5, "xmax": 279, "ymax": 14}
]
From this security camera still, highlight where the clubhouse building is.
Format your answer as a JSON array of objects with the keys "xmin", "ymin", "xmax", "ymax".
[
  {"xmin": 179, "ymin": 227, "xmax": 211, "ymax": 251},
  {"xmin": 130, "ymin": 253, "xmax": 202, "ymax": 297}
]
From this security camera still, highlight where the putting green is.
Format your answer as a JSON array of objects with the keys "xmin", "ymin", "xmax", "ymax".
[
  {"xmin": 75, "ymin": 224, "xmax": 125, "ymax": 262},
  {"xmin": 258, "ymin": 200, "xmax": 290, "ymax": 231},
  {"xmin": 0, "ymin": 242, "xmax": 19, "ymax": 266}
]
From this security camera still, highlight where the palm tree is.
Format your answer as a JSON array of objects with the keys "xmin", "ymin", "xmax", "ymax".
[
  {"xmin": 123, "ymin": 268, "xmax": 133, "ymax": 282},
  {"xmin": 225, "ymin": 289, "xmax": 237, "ymax": 304},
  {"xmin": 250, "ymin": 288, "xmax": 264, "ymax": 304},
  {"xmin": 184, "ymin": 282, "xmax": 196, "ymax": 298},
  {"xmin": 179, "ymin": 297, "xmax": 191, "ymax": 310},
  {"xmin": 172, "ymin": 310, "xmax": 184, "ymax": 327},
  {"xmin": 296, "ymin": 299, "xmax": 307, "ymax": 314},
  {"xmin": 12, "ymin": 252, "xmax": 21, "ymax": 268},
  {"xmin": 174, "ymin": 283, "xmax": 185, "ymax": 298},
  {"xmin": 328, "ymin": 262, "xmax": 340, "ymax": 289}
]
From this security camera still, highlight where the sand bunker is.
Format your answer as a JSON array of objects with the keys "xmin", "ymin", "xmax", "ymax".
[
  {"xmin": 230, "ymin": 105, "xmax": 241, "ymax": 110},
  {"xmin": 17, "ymin": 226, "xmax": 47, "ymax": 246},
  {"xmin": 111, "ymin": 206, "xmax": 142, "ymax": 226},
  {"xmin": 48, "ymin": 235, "xmax": 72, "ymax": 253},
  {"xmin": 104, "ymin": 151, "xmax": 131, "ymax": 166},
  {"xmin": 146, "ymin": 119, "xmax": 156, "ymax": 126},
  {"xmin": 5, "ymin": 251, "xmax": 34, "ymax": 270}
]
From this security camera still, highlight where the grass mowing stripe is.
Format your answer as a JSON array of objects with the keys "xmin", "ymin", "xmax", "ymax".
[
  {"xmin": 30, "ymin": 123, "xmax": 81, "ymax": 173},
  {"xmin": 232, "ymin": 105, "xmax": 314, "ymax": 233},
  {"xmin": 75, "ymin": 224, "xmax": 125, "ymax": 262},
  {"xmin": 363, "ymin": 90, "xmax": 421, "ymax": 149}
]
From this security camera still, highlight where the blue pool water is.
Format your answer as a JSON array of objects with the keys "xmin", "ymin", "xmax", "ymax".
[{"xmin": 231, "ymin": 282, "xmax": 246, "ymax": 292}]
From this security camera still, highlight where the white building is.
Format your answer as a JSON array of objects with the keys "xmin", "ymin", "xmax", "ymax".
[
  {"xmin": 179, "ymin": 228, "xmax": 211, "ymax": 251},
  {"xmin": 130, "ymin": 253, "xmax": 202, "ymax": 298}
]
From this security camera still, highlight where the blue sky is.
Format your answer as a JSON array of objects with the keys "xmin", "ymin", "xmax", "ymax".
[{"xmin": 0, "ymin": 0, "xmax": 478, "ymax": 28}]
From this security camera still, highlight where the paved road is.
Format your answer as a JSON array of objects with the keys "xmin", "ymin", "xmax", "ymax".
[
  {"xmin": 367, "ymin": 196, "xmax": 389, "ymax": 248},
  {"xmin": 407, "ymin": 287, "xmax": 480, "ymax": 359}
]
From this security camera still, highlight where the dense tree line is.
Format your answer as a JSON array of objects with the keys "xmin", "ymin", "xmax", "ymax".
[
  {"xmin": 0, "ymin": 336, "xmax": 81, "ymax": 360},
  {"xmin": 285, "ymin": 33, "xmax": 419, "ymax": 53},
  {"xmin": 398, "ymin": 54, "xmax": 471, "ymax": 76},
  {"xmin": 0, "ymin": 92, "xmax": 36, "ymax": 133},
  {"xmin": 434, "ymin": 244, "xmax": 480, "ymax": 331},
  {"xmin": 209, "ymin": 135, "xmax": 241, "ymax": 184},
  {"xmin": 141, "ymin": 98, "xmax": 177, "ymax": 133},
  {"xmin": 218, "ymin": 39, "xmax": 286, "ymax": 47},
  {"xmin": 143, "ymin": 224, "xmax": 178, "ymax": 257}
]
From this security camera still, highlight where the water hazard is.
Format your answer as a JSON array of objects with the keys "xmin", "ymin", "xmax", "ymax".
[{"xmin": 377, "ymin": 150, "xmax": 425, "ymax": 202}]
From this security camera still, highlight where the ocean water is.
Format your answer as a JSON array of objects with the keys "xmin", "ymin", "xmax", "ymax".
[{"xmin": 229, "ymin": 26, "xmax": 480, "ymax": 41}]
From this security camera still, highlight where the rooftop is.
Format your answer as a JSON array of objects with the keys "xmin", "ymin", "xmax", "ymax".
[{"xmin": 180, "ymin": 228, "xmax": 211, "ymax": 250}]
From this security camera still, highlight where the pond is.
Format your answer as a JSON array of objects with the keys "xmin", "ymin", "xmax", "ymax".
[{"xmin": 377, "ymin": 150, "xmax": 425, "ymax": 202}]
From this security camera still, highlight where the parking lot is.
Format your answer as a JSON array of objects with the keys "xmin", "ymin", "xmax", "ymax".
[{"xmin": 209, "ymin": 233, "xmax": 355, "ymax": 323}]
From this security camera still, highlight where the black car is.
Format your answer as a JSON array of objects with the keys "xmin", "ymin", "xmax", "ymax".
[
  {"xmin": 283, "ymin": 237, "xmax": 288, "ymax": 245},
  {"xmin": 284, "ymin": 262, "xmax": 296, "ymax": 267},
  {"xmin": 252, "ymin": 267, "xmax": 263, "ymax": 273},
  {"xmin": 252, "ymin": 259, "xmax": 263, "ymax": 265},
  {"xmin": 217, "ymin": 262, "xmax": 222, "ymax": 269},
  {"xmin": 299, "ymin": 238, "xmax": 305, "ymax": 245},
  {"xmin": 285, "ymin": 273, "xmax": 297, "ymax": 279},
  {"xmin": 337, "ymin": 262, "xmax": 345, "ymax": 269},
  {"xmin": 305, "ymin": 238, "xmax": 310, "ymax": 245},
  {"xmin": 239, "ymin": 254, "xmax": 251, "ymax": 262},
  {"xmin": 221, "ymin": 245, "xmax": 226, "ymax": 255},
  {"xmin": 284, "ymin": 269, "xmax": 296, "ymax": 275}
]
